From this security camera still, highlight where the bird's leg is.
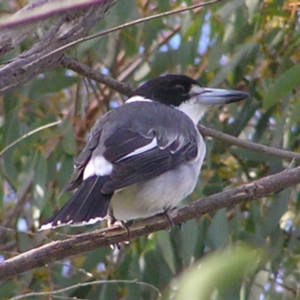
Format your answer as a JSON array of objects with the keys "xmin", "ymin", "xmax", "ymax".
[
  {"xmin": 162, "ymin": 208, "xmax": 175, "ymax": 230},
  {"xmin": 107, "ymin": 208, "xmax": 130, "ymax": 235},
  {"xmin": 106, "ymin": 209, "xmax": 131, "ymax": 250},
  {"xmin": 163, "ymin": 209, "xmax": 175, "ymax": 228},
  {"xmin": 163, "ymin": 208, "xmax": 183, "ymax": 231}
]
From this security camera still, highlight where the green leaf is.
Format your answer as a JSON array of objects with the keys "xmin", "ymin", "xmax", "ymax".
[
  {"xmin": 231, "ymin": 147, "xmax": 281, "ymax": 164},
  {"xmin": 62, "ymin": 125, "xmax": 77, "ymax": 156},
  {"xmin": 29, "ymin": 75, "xmax": 78, "ymax": 97},
  {"xmin": 245, "ymin": 0, "xmax": 260, "ymax": 20},
  {"xmin": 263, "ymin": 190, "xmax": 289, "ymax": 236},
  {"xmin": 157, "ymin": 230, "xmax": 176, "ymax": 273},
  {"xmin": 33, "ymin": 154, "xmax": 48, "ymax": 207},
  {"xmin": 206, "ymin": 209, "xmax": 229, "ymax": 249},
  {"xmin": 170, "ymin": 245, "xmax": 265, "ymax": 300},
  {"xmin": 263, "ymin": 63, "xmax": 300, "ymax": 110},
  {"xmin": 210, "ymin": 42, "xmax": 258, "ymax": 87},
  {"xmin": 180, "ymin": 220, "xmax": 198, "ymax": 265},
  {"xmin": 215, "ymin": 0, "xmax": 245, "ymax": 21}
]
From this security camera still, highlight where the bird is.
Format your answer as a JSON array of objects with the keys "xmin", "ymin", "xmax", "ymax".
[{"xmin": 40, "ymin": 74, "xmax": 249, "ymax": 230}]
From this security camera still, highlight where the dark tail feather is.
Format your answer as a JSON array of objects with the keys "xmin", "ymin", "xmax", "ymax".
[{"xmin": 40, "ymin": 176, "xmax": 113, "ymax": 230}]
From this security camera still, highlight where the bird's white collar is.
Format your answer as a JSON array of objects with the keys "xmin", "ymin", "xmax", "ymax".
[{"xmin": 125, "ymin": 96, "xmax": 153, "ymax": 103}]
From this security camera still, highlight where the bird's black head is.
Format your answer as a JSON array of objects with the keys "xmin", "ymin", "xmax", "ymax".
[
  {"xmin": 130, "ymin": 74, "xmax": 249, "ymax": 124},
  {"xmin": 133, "ymin": 74, "xmax": 200, "ymax": 107}
]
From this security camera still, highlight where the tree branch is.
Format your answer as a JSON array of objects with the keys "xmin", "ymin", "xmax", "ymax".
[
  {"xmin": 11, "ymin": 279, "xmax": 161, "ymax": 300},
  {"xmin": 0, "ymin": 0, "xmax": 220, "ymax": 94},
  {"xmin": 0, "ymin": 0, "xmax": 50, "ymax": 56},
  {"xmin": 60, "ymin": 56, "xmax": 133, "ymax": 96},
  {"xmin": 59, "ymin": 59, "xmax": 300, "ymax": 163},
  {"xmin": 1, "ymin": 165, "xmax": 299, "ymax": 280},
  {"xmin": 0, "ymin": 0, "xmax": 113, "ymax": 29},
  {"xmin": 0, "ymin": 0, "xmax": 118, "ymax": 94},
  {"xmin": 198, "ymin": 125, "xmax": 300, "ymax": 161}
]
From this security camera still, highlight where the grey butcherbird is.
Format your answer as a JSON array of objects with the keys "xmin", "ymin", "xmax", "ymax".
[{"xmin": 40, "ymin": 74, "xmax": 249, "ymax": 230}]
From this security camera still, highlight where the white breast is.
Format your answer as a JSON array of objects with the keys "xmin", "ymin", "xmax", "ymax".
[{"xmin": 110, "ymin": 132, "xmax": 206, "ymax": 220}]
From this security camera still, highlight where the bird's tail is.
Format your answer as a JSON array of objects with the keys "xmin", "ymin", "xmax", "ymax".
[{"xmin": 39, "ymin": 176, "xmax": 113, "ymax": 230}]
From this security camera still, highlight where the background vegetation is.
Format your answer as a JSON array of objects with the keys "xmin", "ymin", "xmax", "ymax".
[{"xmin": 0, "ymin": 0, "xmax": 300, "ymax": 299}]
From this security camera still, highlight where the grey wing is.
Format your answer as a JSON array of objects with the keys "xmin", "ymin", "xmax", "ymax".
[
  {"xmin": 64, "ymin": 103, "xmax": 199, "ymax": 194},
  {"xmin": 101, "ymin": 127, "xmax": 199, "ymax": 194}
]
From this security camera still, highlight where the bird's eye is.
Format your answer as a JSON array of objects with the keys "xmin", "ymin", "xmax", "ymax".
[{"xmin": 174, "ymin": 84, "xmax": 186, "ymax": 93}]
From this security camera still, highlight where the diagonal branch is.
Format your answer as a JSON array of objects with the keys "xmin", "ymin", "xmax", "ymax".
[
  {"xmin": 0, "ymin": 165, "xmax": 300, "ymax": 280},
  {"xmin": 0, "ymin": 0, "xmax": 118, "ymax": 94},
  {"xmin": 198, "ymin": 125, "xmax": 300, "ymax": 161},
  {"xmin": 60, "ymin": 56, "xmax": 133, "ymax": 96},
  {"xmin": 0, "ymin": 0, "xmax": 113, "ymax": 29},
  {"xmin": 0, "ymin": 0, "xmax": 49, "ymax": 56}
]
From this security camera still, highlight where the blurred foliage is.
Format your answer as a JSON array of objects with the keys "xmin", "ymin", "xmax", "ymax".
[
  {"xmin": 0, "ymin": 0, "xmax": 300, "ymax": 299},
  {"xmin": 168, "ymin": 244, "xmax": 266, "ymax": 300}
]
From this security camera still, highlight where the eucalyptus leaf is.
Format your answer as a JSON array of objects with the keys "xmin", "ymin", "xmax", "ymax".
[
  {"xmin": 172, "ymin": 245, "xmax": 265, "ymax": 300},
  {"xmin": 263, "ymin": 63, "xmax": 300, "ymax": 110}
]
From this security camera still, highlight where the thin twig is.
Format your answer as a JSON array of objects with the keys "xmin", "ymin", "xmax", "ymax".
[
  {"xmin": 117, "ymin": 23, "xmax": 181, "ymax": 82},
  {"xmin": 198, "ymin": 125, "xmax": 300, "ymax": 162},
  {"xmin": 0, "ymin": 120, "xmax": 61, "ymax": 157},
  {"xmin": 0, "ymin": 0, "xmax": 108, "ymax": 29},
  {"xmin": 0, "ymin": 172, "xmax": 34, "ymax": 240},
  {"xmin": 10, "ymin": 279, "xmax": 161, "ymax": 300},
  {"xmin": 61, "ymin": 57, "xmax": 133, "ymax": 96},
  {"xmin": 15, "ymin": 0, "xmax": 221, "ymax": 70},
  {"xmin": 62, "ymin": 24, "xmax": 181, "ymax": 92}
]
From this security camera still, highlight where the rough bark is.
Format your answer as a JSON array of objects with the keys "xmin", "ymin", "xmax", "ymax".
[
  {"xmin": 0, "ymin": 165, "xmax": 299, "ymax": 280},
  {"xmin": 0, "ymin": 0, "xmax": 118, "ymax": 94}
]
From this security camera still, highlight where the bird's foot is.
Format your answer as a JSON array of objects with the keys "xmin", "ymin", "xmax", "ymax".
[
  {"xmin": 106, "ymin": 211, "xmax": 130, "ymax": 249},
  {"xmin": 162, "ymin": 208, "xmax": 183, "ymax": 231},
  {"xmin": 163, "ymin": 209, "xmax": 175, "ymax": 229},
  {"xmin": 112, "ymin": 219, "xmax": 130, "ymax": 236}
]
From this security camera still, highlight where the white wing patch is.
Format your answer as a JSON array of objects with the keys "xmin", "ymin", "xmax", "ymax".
[
  {"xmin": 119, "ymin": 137, "xmax": 158, "ymax": 161},
  {"xmin": 82, "ymin": 138, "xmax": 157, "ymax": 179},
  {"xmin": 83, "ymin": 156, "xmax": 113, "ymax": 179}
]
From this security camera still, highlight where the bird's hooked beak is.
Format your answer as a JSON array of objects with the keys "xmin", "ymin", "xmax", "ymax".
[{"xmin": 194, "ymin": 87, "xmax": 249, "ymax": 106}]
